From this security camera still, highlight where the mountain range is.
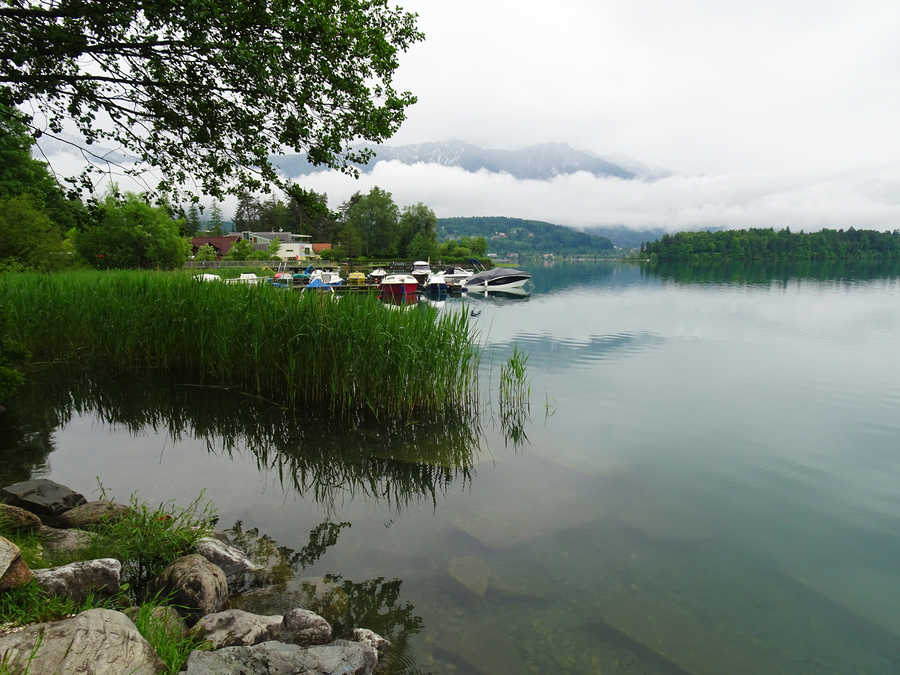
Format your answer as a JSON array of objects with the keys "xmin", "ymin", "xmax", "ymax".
[{"xmin": 275, "ymin": 141, "xmax": 659, "ymax": 181}]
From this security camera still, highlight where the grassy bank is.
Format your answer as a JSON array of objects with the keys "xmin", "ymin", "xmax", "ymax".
[{"xmin": 1, "ymin": 271, "xmax": 479, "ymax": 422}]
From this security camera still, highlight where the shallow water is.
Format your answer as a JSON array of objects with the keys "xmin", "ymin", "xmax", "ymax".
[{"xmin": 3, "ymin": 261, "xmax": 900, "ymax": 673}]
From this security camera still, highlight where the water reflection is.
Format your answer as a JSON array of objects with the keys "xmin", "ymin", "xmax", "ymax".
[
  {"xmin": 644, "ymin": 259, "xmax": 900, "ymax": 285},
  {"xmin": 226, "ymin": 519, "xmax": 424, "ymax": 674},
  {"xmin": 485, "ymin": 330, "xmax": 665, "ymax": 370},
  {"xmin": 1, "ymin": 367, "xmax": 482, "ymax": 512}
]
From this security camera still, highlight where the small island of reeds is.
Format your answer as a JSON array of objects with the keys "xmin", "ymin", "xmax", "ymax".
[{"xmin": 1, "ymin": 271, "xmax": 479, "ymax": 424}]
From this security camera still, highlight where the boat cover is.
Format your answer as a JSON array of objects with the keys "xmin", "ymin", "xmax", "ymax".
[{"xmin": 467, "ymin": 267, "xmax": 531, "ymax": 285}]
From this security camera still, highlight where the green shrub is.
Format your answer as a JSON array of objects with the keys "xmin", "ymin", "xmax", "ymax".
[
  {"xmin": 0, "ymin": 581, "xmax": 110, "ymax": 628},
  {"xmin": 71, "ymin": 492, "xmax": 216, "ymax": 602},
  {"xmin": 132, "ymin": 595, "xmax": 211, "ymax": 674}
]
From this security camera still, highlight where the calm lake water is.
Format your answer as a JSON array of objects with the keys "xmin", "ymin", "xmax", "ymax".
[{"xmin": 3, "ymin": 261, "xmax": 900, "ymax": 673}]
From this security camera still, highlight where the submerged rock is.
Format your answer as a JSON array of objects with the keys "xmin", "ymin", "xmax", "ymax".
[
  {"xmin": 0, "ymin": 608, "xmax": 163, "ymax": 674},
  {"xmin": 194, "ymin": 609, "xmax": 283, "ymax": 648},
  {"xmin": 0, "ymin": 503, "xmax": 42, "ymax": 532},
  {"xmin": 32, "ymin": 558, "xmax": 121, "ymax": 602},
  {"xmin": 156, "ymin": 554, "xmax": 228, "ymax": 623},
  {"xmin": 448, "ymin": 555, "xmax": 491, "ymax": 597},
  {"xmin": 39, "ymin": 524, "xmax": 97, "ymax": 555},
  {"xmin": 195, "ymin": 536, "xmax": 263, "ymax": 593},
  {"xmin": 281, "ymin": 607, "xmax": 333, "ymax": 646},
  {"xmin": 59, "ymin": 501, "xmax": 130, "ymax": 528},
  {"xmin": 184, "ymin": 639, "xmax": 377, "ymax": 675},
  {"xmin": 352, "ymin": 628, "xmax": 391, "ymax": 655},
  {"xmin": 1, "ymin": 479, "xmax": 86, "ymax": 523},
  {"xmin": 0, "ymin": 536, "xmax": 32, "ymax": 592}
]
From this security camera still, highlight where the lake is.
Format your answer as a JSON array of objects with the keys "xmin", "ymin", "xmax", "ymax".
[{"xmin": 3, "ymin": 261, "xmax": 900, "ymax": 673}]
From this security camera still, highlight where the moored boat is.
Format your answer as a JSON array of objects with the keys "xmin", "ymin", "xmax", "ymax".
[
  {"xmin": 410, "ymin": 260, "xmax": 431, "ymax": 285},
  {"xmin": 348, "ymin": 272, "xmax": 366, "ymax": 286},
  {"xmin": 309, "ymin": 269, "xmax": 343, "ymax": 286},
  {"xmin": 463, "ymin": 267, "xmax": 531, "ymax": 291},
  {"xmin": 424, "ymin": 272, "xmax": 448, "ymax": 297},
  {"xmin": 368, "ymin": 268, "xmax": 387, "ymax": 284},
  {"xmin": 380, "ymin": 273, "xmax": 418, "ymax": 301}
]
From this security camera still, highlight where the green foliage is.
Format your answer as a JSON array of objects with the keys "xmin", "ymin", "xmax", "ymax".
[
  {"xmin": 2, "ymin": 271, "xmax": 481, "ymax": 423},
  {"xmin": 193, "ymin": 244, "xmax": 218, "ymax": 262},
  {"xmin": 0, "ymin": 301, "xmax": 25, "ymax": 404},
  {"xmin": 2, "ymin": 0, "xmax": 424, "ymax": 198},
  {"xmin": 0, "ymin": 581, "xmax": 110, "ymax": 628},
  {"xmin": 342, "ymin": 187, "xmax": 400, "ymax": 257},
  {"xmin": 643, "ymin": 227, "xmax": 900, "ymax": 263},
  {"xmin": 71, "ymin": 491, "xmax": 216, "ymax": 602},
  {"xmin": 397, "ymin": 203, "xmax": 438, "ymax": 258},
  {"xmin": 0, "ymin": 195, "xmax": 68, "ymax": 269},
  {"xmin": 184, "ymin": 204, "xmax": 202, "ymax": 237},
  {"xmin": 132, "ymin": 595, "xmax": 211, "ymax": 674},
  {"xmin": 224, "ymin": 238, "xmax": 254, "ymax": 260},
  {"xmin": 438, "ymin": 216, "xmax": 615, "ymax": 256},
  {"xmin": 74, "ymin": 193, "xmax": 189, "ymax": 269},
  {"xmin": 267, "ymin": 238, "xmax": 281, "ymax": 257},
  {"xmin": 207, "ymin": 201, "xmax": 224, "ymax": 236}
]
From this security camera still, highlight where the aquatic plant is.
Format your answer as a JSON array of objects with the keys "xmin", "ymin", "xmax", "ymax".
[
  {"xmin": 499, "ymin": 346, "xmax": 531, "ymax": 447},
  {"xmin": 1, "ymin": 270, "xmax": 480, "ymax": 423}
]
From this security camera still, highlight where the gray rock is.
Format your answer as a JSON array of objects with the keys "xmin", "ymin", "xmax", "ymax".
[
  {"xmin": 448, "ymin": 554, "xmax": 491, "ymax": 597},
  {"xmin": 281, "ymin": 607, "xmax": 333, "ymax": 646},
  {"xmin": 32, "ymin": 558, "xmax": 121, "ymax": 602},
  {"xmin": 59, "ymin": 501, "xmax": 130, "ymax": 528},
  {"xmin": 353, "ymin": 628, "xmax": 391, "ymax": 655},
  {"xmin": 184, "ymin": 639, "xmax": 377, "ymax": 675},
  {"xmin": 1, "ymin": 479, "xmax": 86, "ymax": 523},
  {"xmin": 40, "ymin": 524, "xmax": 97, "ymax": 555},
  {"xmin": 0, "ymin": 503, "xmax": 42, "ymax": 531},
  {"xmin": 0, "ymin": 536, "xmax": 31, "ymax": 592},
  {"xmin": 155, "ymin": 554, "xmax": 228, "ymax": 623},
  {"xmin": 194, "ymin": 609, "xmax": 284, "ymax": 648},
  {"xmin": 195, "ymin": 536, "xmax": 263, "ymax": 592},
  {"xmin": 0, "ymin": 608, "xmax": 163, "ymax": 674}
]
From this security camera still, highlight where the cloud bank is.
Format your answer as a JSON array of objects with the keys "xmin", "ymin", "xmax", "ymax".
[{"xmin": 294, "ymin": 161, "xmax": 900, "ymax": 232}]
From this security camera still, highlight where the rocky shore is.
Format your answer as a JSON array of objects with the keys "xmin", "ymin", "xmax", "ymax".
[{"xmin": 0, "ymin": 478, "xmax": 389, "ymax": 674}]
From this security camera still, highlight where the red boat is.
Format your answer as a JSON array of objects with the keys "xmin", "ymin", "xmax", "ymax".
[{"xmin": 379, "ymin": 274, "xmax": 418, "ymax": 301}]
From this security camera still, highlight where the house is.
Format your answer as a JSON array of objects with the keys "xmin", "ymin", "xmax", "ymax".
[
  {"xmin": 241, "ymin": 231, "xmax": 313, "ymax": 260},
  {"xmin": 311, "ymin": 243, "xmax": 332, "ymax": 255},
  {"xmin": 191, "ymin": 234, "xmax": 242, "ymax": 258}
]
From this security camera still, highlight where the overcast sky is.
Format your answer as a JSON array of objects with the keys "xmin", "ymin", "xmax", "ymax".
[{"xmin": 296, "ymin": 0, "xmax": 900, "ymax": 230}]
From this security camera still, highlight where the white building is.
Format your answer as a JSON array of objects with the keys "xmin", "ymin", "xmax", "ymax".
[{"xmin": 242, "ymin": 231, "xmax": 313, "ymax": 260}]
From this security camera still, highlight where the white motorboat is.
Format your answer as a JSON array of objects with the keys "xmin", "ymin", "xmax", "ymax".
[
  {"xmin": 410, "ymin": 260, "xmax": 431, "ymax": 285},
  {"xmin": 463, "ymin": 267, "xmax": 531, "ymax": 291}
]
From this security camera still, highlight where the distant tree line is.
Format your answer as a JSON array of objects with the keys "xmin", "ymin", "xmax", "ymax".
[
  {"xmin": 642, "ymin": 228, "xmax": 900, "ymax": 263},
  {"xmin": 439, "ymin": 217, "xmax": 614, "ymax": 256}
]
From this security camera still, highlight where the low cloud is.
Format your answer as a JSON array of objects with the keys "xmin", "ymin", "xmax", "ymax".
[{"xmin": 296, "ymin": 161, "xmax": 900, "ymax": 232}]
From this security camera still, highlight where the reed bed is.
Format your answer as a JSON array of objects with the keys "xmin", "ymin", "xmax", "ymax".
[{"xmin": 2, "ymin": 271, "xmax": 480, "ymax": 423}]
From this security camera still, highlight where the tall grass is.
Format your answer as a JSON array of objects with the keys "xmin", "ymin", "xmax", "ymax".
[
  {"xmin": 499, "ymin": 346, "xmax": 531, "ymax": 447},
  {"xmin": 1, "ymin": 271, "xmax": 479, "ymax": 423}
]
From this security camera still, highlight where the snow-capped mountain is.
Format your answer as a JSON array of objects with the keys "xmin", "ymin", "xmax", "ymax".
[{"xmin": 275, "ymin": 141, "xmax": 659, "ymax": 180}]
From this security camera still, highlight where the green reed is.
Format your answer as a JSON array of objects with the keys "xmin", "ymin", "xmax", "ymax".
[
  {"xmin": 499, "ymin": 346, "xmax": 531, "ymax": 447},
  {"xmin": 1, "ymin": 271, "xmax": 480, "ymax": 423}
]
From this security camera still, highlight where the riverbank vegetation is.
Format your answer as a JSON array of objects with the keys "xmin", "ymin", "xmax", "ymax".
[
  {"xmin": 1, "ymin": 271, "xmax": 480, "ymax": 424},
  {"xmin": 642, "ymin": 228, "xmax": 900, "ymax": 264}
]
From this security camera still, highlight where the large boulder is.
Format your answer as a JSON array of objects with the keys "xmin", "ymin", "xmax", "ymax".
[
  {"xmin": 184, "ymin": 639, "xmax": 377, "ymax": 675},
  {"xmin": 195, "ymin": 536, "xmax": 263, "ymax": 593},
  {"xmin": 155, "ymin": 554, "xmax": 228, "ymax": 623},
  {"xmin": 0, "ymin": 479, "xmax": 86, "ymax": 524},
  {"xmin": 59, "ymin": 501, "xmax": 130, "ymax": 529},
  {"xmin": 39, "ymin": 524, "xmax": 97, "ymax": 556},
  {"xmin": 0, "ymin": 608, "xmax": 163, "ymax": 674},
  {"xmin": 193, "ymin": 609, "xmax": 284, "ymax": 648},
  {"xmin": 281, "ymin": 607, "xmax": 333, "ymax": 646},
  {"xmin": 32, "ymin": 558, "xmax": 121, "ymax": 602},
  {"xmin": 0, "ymin": 535, "xmax": 32, "ymax": 592},
  {"xmin": 0, "ymin": 503, "xmax": 42, "ymax": 532}
]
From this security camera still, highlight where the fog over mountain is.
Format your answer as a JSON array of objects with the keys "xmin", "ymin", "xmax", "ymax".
[{"xmin": 274, "ymin": 141, "xmax": 662, "ymax": 181}]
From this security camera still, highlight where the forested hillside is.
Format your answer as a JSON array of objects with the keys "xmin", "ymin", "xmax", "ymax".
[
  {"xmin": 643, "ymin": 228, "xmax": 900, "ymax": 263},
  {"xmin": 438, "ymin": 217, "xmax": 614, "ymax": 256}
]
